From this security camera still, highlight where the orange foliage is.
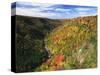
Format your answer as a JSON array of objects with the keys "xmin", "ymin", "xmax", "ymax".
[
  {"xmin": 54, "ymin": 55, "xmax": 65, "ymax": 65},
  {"xmin": 53, "ymin": 35, "xmax": 60, "ymax": 44}
]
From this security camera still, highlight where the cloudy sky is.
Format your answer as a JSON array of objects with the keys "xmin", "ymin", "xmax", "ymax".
[{"xmin": 11, "ymin": 2, "xmax": 97, "ymax": 19}]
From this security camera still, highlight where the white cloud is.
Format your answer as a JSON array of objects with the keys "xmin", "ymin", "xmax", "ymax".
[
  {"xmin": 75, "ymin": 7, "xmax": 97, "ymax": 12},
  {"xmin": 12, "ymin": 2, "xmax": 97, "ymax": 19},
  {"xmin": 16, "ymin": 8, "xmax": 56, "ymax": 19},
  {"xmin": 77, "ymin": 11, "xmax": 97, "ymax": 17},
  {"xmin": 55, "ymin": 8, "xmax": 71, "ymax": 12},
  {"xmin": 34, "ymin": 3, "xmax": 55, "ymax": 8},
  {"xmin": 16, "ymin": 2, "xmax": 55, "ymax": 8},
  {"xmin": 78, "ymin": 11, "xmax": 88, "ymax": 15},
  {"xmin": 76, "ymin": 8, "xmax": 91, "ymax": 11}
]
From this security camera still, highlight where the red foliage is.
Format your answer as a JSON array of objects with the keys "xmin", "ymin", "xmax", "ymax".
[{"xmin": 54, "ymin": 55, "xmax": 65, "ymax": 65}]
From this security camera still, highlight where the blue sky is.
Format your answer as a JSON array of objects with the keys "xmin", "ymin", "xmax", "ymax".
[{"xmin": 12, "ymin": 2, "xmax": 97, "ymax": 19}]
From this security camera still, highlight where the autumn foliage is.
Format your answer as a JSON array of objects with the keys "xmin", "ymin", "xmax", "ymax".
[
  {"xmin": 16, "ymin": 15, "xmax": 97, "ymax": 72},
  {"xmin": 35, "ymin": 16, "xmax": 97, "ymax": 71}
]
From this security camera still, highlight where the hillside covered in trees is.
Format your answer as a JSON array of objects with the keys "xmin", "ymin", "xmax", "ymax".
[{"xmin": 15, "ymin": 15, "xmax": 97, "ymax": 72}]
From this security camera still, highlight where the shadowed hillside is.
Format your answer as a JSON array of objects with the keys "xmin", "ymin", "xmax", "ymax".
[{"xmin": 15, "ymin": 15, "xmax": 62, "ymax": 72}]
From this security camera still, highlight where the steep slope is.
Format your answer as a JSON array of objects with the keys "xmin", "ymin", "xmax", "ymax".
[
  {"xmin": 15, "ymin": 15, "xmax": 62, "ymax": 72},
  {"xmin": 36, "ymin": 16, "xmax": 97, "ymax": 71},
  {"xmin": 15, "ymin": 15, "xmax": 97, "ymax": 72}
]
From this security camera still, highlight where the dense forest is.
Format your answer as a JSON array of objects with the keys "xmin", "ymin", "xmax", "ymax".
[
  {"xmin": 15, "ymin": 15, "xmax": 97, "ymax": 72},
  {"xmin": 16, "ymin": 15, "xmax": 62, "ymax": 72}
]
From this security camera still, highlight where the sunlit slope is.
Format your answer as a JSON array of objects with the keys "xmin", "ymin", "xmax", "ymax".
[{"xmin": 37, "ymin": 16, "xmax": 97, "ymax": 71}]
